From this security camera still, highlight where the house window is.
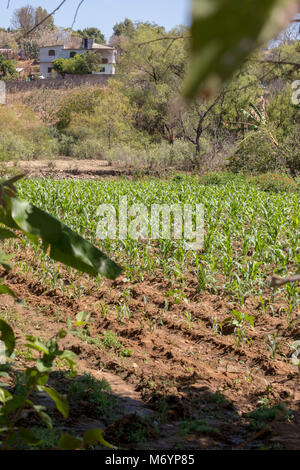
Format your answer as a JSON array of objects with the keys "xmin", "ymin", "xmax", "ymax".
[
  {"xmin": 102, "ymin": 58, "xmax": 108, "ymax": 64},
  {"xmin": 70, "ymin": 51, "xmax": 77, "ymax": 58},
  {"xmin": 48, "ymin": 50, "xmax": 55, "ymax": 57},
  {"xmin": 48, "ymin": 67, "xmax": 53, "ymax": 74}
]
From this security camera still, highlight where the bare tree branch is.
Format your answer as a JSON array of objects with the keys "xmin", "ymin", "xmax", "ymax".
[
  {"xmin": 137, "ymin": 35, "xmax": 191, "ymax": 47},
  {"xmin": 271, "ymin": 274, "xmax": 300, "ymax": 287},
  {"xmin": 259, "ymin": 60, "xmax": 300, "ymax": 68},
  {"xmin": 71, "ymin": 0, "xmax": 86, "ymax": 30},
  {"xmin": 21, "ymin": 0, "xmax": 67, "ymax": 38},
  {"xmin": 16, "ymin": 0, "xmax": 87, "ymax": 40}
]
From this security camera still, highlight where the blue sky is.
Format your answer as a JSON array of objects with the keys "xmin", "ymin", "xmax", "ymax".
[{"xmin": 1, "ymin": 0, "xmax": 191, "ymax": 41}]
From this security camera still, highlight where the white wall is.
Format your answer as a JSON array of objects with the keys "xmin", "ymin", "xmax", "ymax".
[
  {"xmin": 92, "ymin": 64, "xmax": 115, "ymax": 75},
  {"xmin": 40, "ymin": 46, "xmax": 117, "ymax": 77},
  {"xmin": 40, "ymin": 62, "xmax": 55, "ymax": 78},
  {"xmin": 100, "ymin": 50, "xmax": 117, "ymax": 64},
  {"xmin": 40, "ymin": 46, "xmax": 63, "ymax": 63}
]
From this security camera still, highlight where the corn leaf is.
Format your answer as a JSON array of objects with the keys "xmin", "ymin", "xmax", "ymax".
[
  {"xmin": 8, "ymin": 196, "xmax": 122, "ymax": 280},
  {"xmin": 185, "ymin": 0, "xmax": 294, "ymax": 98}
]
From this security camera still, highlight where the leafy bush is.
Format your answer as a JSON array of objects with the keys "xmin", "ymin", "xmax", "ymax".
[
  {"xmin": 0, "ymin": 129, "xmax": 59, "ymax": 162},
  {"xmin": 287, "ymin": 151, "xmax": 300, "ymax": 176},
  {"xmin": 103, "ymin": 140, "xmax": 197, "ymax": 170},
  {"xmin": 0, "ymin": 106, "xmax": 59, "ymax": 161},
  {"xmin": 197, "ymin": 172, "xmax": 297, "ymax": 193},
  {"xmin": 48, "ymin": 127, "xmax": 75, "ymax": 156},
  {"xmin": 248, "ymin": 173, "xmax": 297, "ymax": 193},
  {"xmin": 227, "ymin": 127, "xmax": 286, "ymax": 173},
  {"xmin": 0, "ymin": 174, "xmax": 122, "ymax": 449},
  {"xmin": 56, "ymin": 87, "xmax": 103, "ymax": 130},
  {"xmin": 23, "ymin": 40, "xmax": 39, "ymax": 60},
  {"xmin": 146, "ymin": 140, "xmax": 196, "ymax": 169},
  {"xmin": 198, "ymin": 172, "xmax": 243, "ymax": 186},
  {"xmin": 247, "ymin": 404, "xmax": 291, "ymax": 431},
  {"xmin": 70, "ymin": 138, "xmax": 104, "ymax": 159},
  {"xmin": 65, "ymin": 81, "xmax": 140, "ymax": 152},
  {"xmin": 0, "ymin": 131, "xmax": 35, "ymax": 161},
  {"xmin": 24, "ymin": 89, "xmax": 64, "ymax": 125},
  {"xmin": 0, "ymin": 52, "xmax": 17, "ymax": 80},
  {"xmin": 53, "ymin": 52, "xmax": 103, "ymax": 77}
]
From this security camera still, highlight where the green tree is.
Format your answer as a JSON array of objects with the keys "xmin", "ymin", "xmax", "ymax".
[
  {"xmin": 117, "ymin": 22, "xmax": 233, "ymax": 164},
  {"xmin": 69, "ymin": 81, "xmax": 137, "ymax": 150},
  {"xmin": 77, "ymin": 27, "xmax": 105, "ymax": 44},
  {"xmin": 117, "ymin": 16, "xmax": 299, "ymax": 169},
  {"xmin": 53, "ymin": 51, "xmax": 103, "ymax": 76},
  {"xmin": 112, "ymin": 18, "xmax": 135, "ymax": 38},
  {"xmin": 0, "ymin": 52, "xmax": 17, "ymax": 80},
  {"xmin": 118, "ymin": 24, "xmax": 188, "ymax": 139}
]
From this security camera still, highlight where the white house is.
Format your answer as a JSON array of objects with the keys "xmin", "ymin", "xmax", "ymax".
[{"xmin": 40, "ymin": 38, "xmax": 117, "ymax": 78}]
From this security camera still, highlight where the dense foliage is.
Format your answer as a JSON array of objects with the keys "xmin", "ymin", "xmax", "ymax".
[
  {"xmin": 53, "ymin": 51, "xmax": 103, "ymax": 76},
  {"xmin": 76, "ymin": 27, "xmax": 105, "ymax": 44},
  {"xmin": 0, "ymin": 52, "xmax": 17, "ymax": 80},
  {"xmin": 0, "ymin": 0, "xmax": 298, "ymax": 175},
  {"xmin": 15, "ymin": 175, "xmax": 299, "ymax": 308}
]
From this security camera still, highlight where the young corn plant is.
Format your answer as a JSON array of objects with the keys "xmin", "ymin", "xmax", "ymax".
[
  {"xmin": 211, "ymin": 315, "xmax": 222, "ymax": 336},
  {"xmin": 116, "ymin": 302, "xmax": 131, "ymax": 323},
  {"xmin": 265, "ymin": 332, "xmax": 280, "ymax": 359},
  {"xmin": 221, "ymin": 310, "xmax": 254, "ymax": 348},
  {"xmin": 183, "ymin": 311, "xmax": 193, "ymax": 331},
  {"xmin": 0, "ymin": 174, "xmax": 122, "ymax": 450},
  {"xmin": 284, "ymin": 282, "xmax": 300, "ymax": 319},
  {"xmin": 289, "ymin": 341, "xmax": 300, "ymax": 369},
  {"xmin": 0, "ymin": 326, "xmax": 115, "ymax": 450}
]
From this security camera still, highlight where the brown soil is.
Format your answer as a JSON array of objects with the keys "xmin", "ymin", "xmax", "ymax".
[
  {"xmin": 3, "ymin": 159, "xmax": 163, "ymax": 179},
  {"xmin": 1, "ymin": 246, "xmax": 300, "ymax": 450},
  {"xmin": 3, "ymin": 159, "xmax": 131, "ymax": 179}
]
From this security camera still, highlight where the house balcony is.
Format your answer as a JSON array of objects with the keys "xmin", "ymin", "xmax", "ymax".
[{"xmin": 92, "ymin": 64, "xmax": 115, "ymax": 75}]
